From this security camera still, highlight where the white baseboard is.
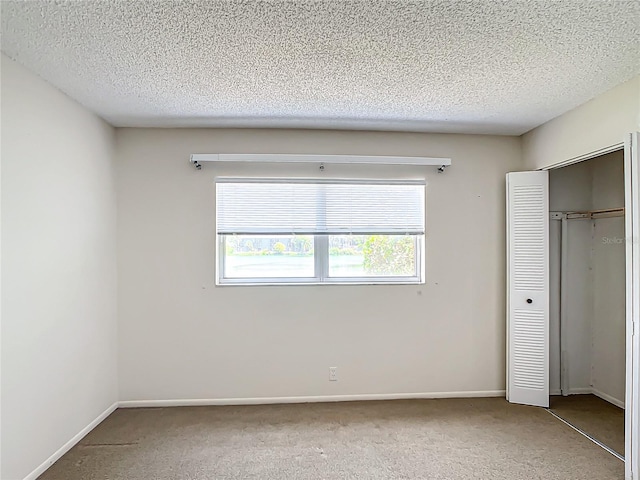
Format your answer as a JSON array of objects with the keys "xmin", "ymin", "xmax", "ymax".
[
  {"xmin": 549, "ymin": 387, "xmax": 625, "ymax": 409},
  {"xmin": 24, "ymin": 402, "xmax": 118, "ymax": 480},
  {"xmin": 118, "ymin": 390, "xmax": 506, "ymax": 408},
  {"xmin": 592, "ymin": 388, "xmax": 625, "ymax": 409},
  {"xmin": 568, "ymin": 387, "xmax": 593, "ymax": 395},
  {"xmin": 549, "ymin": 387, "xmax": 591, "ymax": 396}
]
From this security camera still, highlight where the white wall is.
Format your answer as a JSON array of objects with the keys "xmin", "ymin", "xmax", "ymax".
[
  {"xmin": 116, "ymin": 128, "xmax": 522, "ymax": 402},
  {"xmin": 591, "ymin": 151, "xmax": 626, "ymax": 404},
  {"xmin": 523, "ymin": 75, "xmax": 639, "ymax": 170},
  {"xmin": 1, "ymin": 55, "xmax": 118, "ymax": 480}
]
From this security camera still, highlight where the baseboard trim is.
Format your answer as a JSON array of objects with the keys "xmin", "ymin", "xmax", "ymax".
[
  {"xmin": 592, "ymin": 388, "xmax": 625, "ymax": 409},
  {"xmin": 118, "ymin": 390, "xmax": 506, "ymax": 408},
  {"xmin": 23, "ymin": 402, "xmax": 118, "ymax": 480},
  {"xmin": 568, "ymin": 387, "xmax": 593, "ymax": 395},
  {"xmin": 549, "ymin": 387, "xmax": 592, "ymax": 396},
  {"xmin": 549, "ymin": 387, "xmax": 625, "ymax": 409}
]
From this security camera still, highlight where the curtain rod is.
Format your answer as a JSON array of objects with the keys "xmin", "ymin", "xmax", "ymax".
[
  {"xmin": 552, "ymin": 208, "xmax": 625, "ymax": 220},
  {"xmin": 190, "ymin": 153, "xmax": 451, "ymax": 172}
]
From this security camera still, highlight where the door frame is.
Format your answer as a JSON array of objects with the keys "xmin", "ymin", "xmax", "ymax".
[{"xmin": 541, "ymin": 134, "xmax": 638, "ymax": 480}]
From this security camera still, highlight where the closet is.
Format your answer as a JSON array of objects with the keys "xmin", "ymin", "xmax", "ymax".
[{"xmin": 548, "ymin": 150, "xmax": 625, "ymax": 456}]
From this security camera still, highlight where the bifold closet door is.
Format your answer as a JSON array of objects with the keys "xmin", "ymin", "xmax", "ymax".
[{"xmin": 506, "ymin": 171, "xmax": 549, "ymax": 408}]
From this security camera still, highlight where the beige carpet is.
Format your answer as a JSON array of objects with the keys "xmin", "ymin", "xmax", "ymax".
[
  {"xmin": 550, "ymin": 394, "xmax": 625, "ymax": 457},
  {"xmin": 38, "ymin": 398, "xmax": 623, "ymax": 480}
]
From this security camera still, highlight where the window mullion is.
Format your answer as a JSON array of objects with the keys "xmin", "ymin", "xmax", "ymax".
[
  {"xmin": 315, "ymin": 235, "xmax": 329, "ymax": 281},
  {"xmin": 218, "ymin": 235, "xmax": 226, "ymax": 281},
  {"xmin": 315, "ymin": 181, "xmax": 328, "ymax": 282}
]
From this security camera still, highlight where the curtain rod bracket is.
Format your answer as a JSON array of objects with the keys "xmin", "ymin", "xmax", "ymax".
[{"xmin": 437, "ymin": 165, "xmax": 448, "ymax": 173}]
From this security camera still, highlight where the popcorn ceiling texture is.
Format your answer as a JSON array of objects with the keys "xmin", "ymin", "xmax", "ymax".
[{"xmin": 1, "ymin": 0, "xmax": 639, "ymax": 134}]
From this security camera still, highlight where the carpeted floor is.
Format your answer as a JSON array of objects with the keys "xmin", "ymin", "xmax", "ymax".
[
  {"xmin": 550, "ymin": 394, "xmax": 625, "ymax": 457},
  {"xmin": 38, "ymin": 398, "xmax": 623, "ymax": 480}
]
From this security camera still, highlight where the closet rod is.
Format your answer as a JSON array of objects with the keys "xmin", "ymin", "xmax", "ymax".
[{"xmin": 565, "ymin": 207, "xmax": 625, "ymax": 220}]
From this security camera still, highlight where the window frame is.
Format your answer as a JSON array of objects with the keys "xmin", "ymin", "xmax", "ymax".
[{"xmin": 215, "ymin": 178, "xmax": 426, "ymax": 286}]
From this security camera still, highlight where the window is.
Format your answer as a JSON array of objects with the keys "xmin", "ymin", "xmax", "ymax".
[{"xmin": 216, "ymin": 179, "xmax": 425, "ymax": 285}]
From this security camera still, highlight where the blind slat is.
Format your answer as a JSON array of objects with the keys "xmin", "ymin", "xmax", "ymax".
[{"xmin": 216, "ymin": 180, "xmax": 425, "ymax": 235}]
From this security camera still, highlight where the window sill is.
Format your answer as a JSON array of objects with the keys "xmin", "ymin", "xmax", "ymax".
[{"xmin": 216, "ymin": 279, "xmax": 424, "ymax": 287}]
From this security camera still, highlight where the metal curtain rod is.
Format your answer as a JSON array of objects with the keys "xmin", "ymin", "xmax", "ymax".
[
  {"xmin": 564, "ymin": 207, "xmax": 625, "ymax": 220},
  {"xmin": 189, "ymin": 153, "xmax": 452, "ymax": 173}
]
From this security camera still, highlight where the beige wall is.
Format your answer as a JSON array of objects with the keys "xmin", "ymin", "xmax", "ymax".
[
  {"xmin": 523, "ymin": 75, "xmax": 640, "ymax": 170},
  {"xmin": 116, "ymin": 128, "xmax": 521, "ymax": 403},
  {"xmin": 1, "ymin": 55, "xmax": 118, "ymax": 480}
]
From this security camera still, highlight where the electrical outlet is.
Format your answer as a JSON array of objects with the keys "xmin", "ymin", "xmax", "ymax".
[{"xmin": 329, "ymin": 367, "xmax": 337, "ymax": 381}]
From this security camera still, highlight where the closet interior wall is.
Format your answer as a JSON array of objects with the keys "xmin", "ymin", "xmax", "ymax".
[{"xmin": 549, "ymin": 150, "xmax": 625, "ymax": 406}]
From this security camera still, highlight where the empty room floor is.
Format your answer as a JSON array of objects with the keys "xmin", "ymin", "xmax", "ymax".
[
  {"xmin": 38, "ymin": 398, "xmax": 623, "ymax": 480},
  {"xmin": 550, "ymin": 394, "xmax": 625, "ymax": 457}
]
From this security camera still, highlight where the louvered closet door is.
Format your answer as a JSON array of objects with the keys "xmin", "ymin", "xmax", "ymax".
[{"xmin": 506, "ymin": 171, "xmax": 549, "ymax": 407}]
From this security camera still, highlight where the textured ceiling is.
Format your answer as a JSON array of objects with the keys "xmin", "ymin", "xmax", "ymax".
[{"xmin": 1, "ymin": 1, "xmax": 639, "ymax": 135}]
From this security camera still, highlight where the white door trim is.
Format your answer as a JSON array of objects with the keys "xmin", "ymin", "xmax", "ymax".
[
  {"xmin": 541, "ymin": 143, "xmax": 624, "ymax": 171},
  {"xmin": 624, "ymin": 132, "xmax": 639, "ymax": 480}
]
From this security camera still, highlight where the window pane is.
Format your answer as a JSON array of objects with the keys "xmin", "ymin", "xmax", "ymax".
[
  {"xmin": 223, "ymin": 235, "xmax": 315, "ymax": 278},
  {"xmin": 328, "ymin": 235, "xmax": 417, "ymax": 277}
]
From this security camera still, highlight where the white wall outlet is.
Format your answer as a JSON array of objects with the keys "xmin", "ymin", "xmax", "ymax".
[{"xmin": 329, "ymin": 366, "xmax": 337, "ymax": 381}]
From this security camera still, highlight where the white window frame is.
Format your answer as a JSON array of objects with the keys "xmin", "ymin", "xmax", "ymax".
[
  {"xmin": 217, "ymin": 234, "xmax": 424, "ymax": 286},
  {"xmin": 215, "ymin": 179, "xmax": 426, "ymax": 286}
]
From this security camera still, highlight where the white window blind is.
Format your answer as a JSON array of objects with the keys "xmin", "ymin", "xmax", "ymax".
[{"xmin": 216, "ymin": 179, "xmax": 426, "ymax": 235}]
